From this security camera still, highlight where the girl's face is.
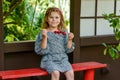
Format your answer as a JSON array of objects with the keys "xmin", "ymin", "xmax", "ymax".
[{"xmin": 47, "ymin": 12, "xmax": 61, "ymax": 28}]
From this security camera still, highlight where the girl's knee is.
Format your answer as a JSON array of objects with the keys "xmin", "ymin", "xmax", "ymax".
[
  {"xmin": 65, "ymin": 70, "xmax": 74, "ymax": 80},
  {"xmin": 51, "ymin": 70, "xmax": 60, "ymax": 80},
  {"xmin": 67, "ymin": 70, "xmax": 74, "ymax": 76}
]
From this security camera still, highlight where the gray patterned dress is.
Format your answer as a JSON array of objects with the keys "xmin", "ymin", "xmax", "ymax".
[{"xmin": 34, "ymin": 30, "xmax": 75, "ymax": 73}]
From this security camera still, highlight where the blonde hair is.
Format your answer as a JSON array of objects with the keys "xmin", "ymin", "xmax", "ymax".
[{"xmin": 41, "ymin": 7, "xmax": 67, "ymax": 30}]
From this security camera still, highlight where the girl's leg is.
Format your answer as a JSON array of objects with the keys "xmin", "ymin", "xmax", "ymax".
[
  {"xmin": 51, "ymin": 70, "xmax": 60, "ymax": 80},
  {"xmin": 64, "ymin": 70, "xmax": 74, "ymax": 80}
]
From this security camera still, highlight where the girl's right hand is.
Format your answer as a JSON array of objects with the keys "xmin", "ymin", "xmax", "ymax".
[
  {"xmin": 42, "ymin": 29, "xmax": 48, "ymax": 39},
  {"xmin": 68, "ymin": 32, "xmax": 74, "ymax": 40}
]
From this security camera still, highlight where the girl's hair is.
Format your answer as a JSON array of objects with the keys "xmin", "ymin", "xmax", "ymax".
[{"xmin": 41, "ymin": 7, "xmax": 67, "ymax": 30}]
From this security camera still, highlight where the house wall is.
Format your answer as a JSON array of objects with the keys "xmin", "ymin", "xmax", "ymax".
[{"xmin": 1, "ymin": 0, "xmax": 120, "ymax": 80}]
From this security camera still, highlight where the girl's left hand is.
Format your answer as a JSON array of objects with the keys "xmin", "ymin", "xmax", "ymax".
[{"xmin": 68, "ymin": 32, "xmax": 74, "ymax": 40}]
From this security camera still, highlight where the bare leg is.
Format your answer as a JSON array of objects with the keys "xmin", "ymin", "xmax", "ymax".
[
  {"xmin": 64, "ymin": 70, "xmax": 74, "ymax": 80},
  {"xmin": 51, "ymin": 70, "xmax": 60, "ymax": 80}
]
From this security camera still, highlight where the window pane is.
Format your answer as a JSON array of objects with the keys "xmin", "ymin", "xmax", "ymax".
[
  {"xmin": 97, "ymin": 0, "xmax": 114, "ymax": 16},
  {"xmin": 116, "ymin": 0, "xmax": 120, "ymax": 15},
  {"xmin": 97, "ymin": 19, "xmax": 114, "ymax": 35},
  {"xmin": 81, "ymin": 0, "xmax": 95, "ymax": 17},
  {"xmin": 80, "ymin": 19, "xmax": 95, "ymax": 36}
]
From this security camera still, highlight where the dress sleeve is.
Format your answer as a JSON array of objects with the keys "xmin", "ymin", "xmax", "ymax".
[
  {"xmin": 64, "ymin": 31, "xmax": 75, "ymax": 53},
  {"xmin": 34, "ymin": 32, "xmax": 49, "ymax": 55},
  {"xmin": 65, "ymin": 42, "xmax": 75, "ymax": 53}
]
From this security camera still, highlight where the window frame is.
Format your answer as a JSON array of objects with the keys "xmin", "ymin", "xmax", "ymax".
[{"xmin": 80, "ymin": 0, "xmax": 118, "ymax": 46}]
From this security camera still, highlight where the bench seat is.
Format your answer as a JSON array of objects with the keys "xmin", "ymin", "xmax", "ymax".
[{"xmin": 0, "ymin": 61, "xmax": 107, "ymax": 80}]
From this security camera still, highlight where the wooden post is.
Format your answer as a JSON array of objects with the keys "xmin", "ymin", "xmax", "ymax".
[
  {"xmin": 0, "ymin": 0, "xmax": 4, "ymax": 70},
  {"xmin": 70, "ymin": 0, "xmax": 81, "ymax": 63},
  {"xmin": 70, "ymin": 0, "xmax": 81, "ymax": 80}
]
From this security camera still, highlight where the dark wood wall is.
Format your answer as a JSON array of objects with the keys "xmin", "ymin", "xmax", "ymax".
[
  {"xmin": 3, "ymin": 42, "xmax": 120, "ymax": 80},
  {"xmin": 80, "ymin": 45, "xmax": 120, "ymax": 80}
]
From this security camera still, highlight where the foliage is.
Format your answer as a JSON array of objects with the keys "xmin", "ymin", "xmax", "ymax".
[
  {"xmin": 3, "ymin": 0, "xmax": 70, "ymax": 42},
  {"xmin": 102, "ymin": 13, "xmax": 120, "ymax": 60}
]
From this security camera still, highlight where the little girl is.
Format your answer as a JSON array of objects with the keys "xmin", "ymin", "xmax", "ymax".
[{"xmin": 35, "ymin": 7, "xmax": 75, "ymax": 80}]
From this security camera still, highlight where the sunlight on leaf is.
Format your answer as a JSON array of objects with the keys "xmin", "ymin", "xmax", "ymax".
[
  {"xmin": 109, "ymin": 48, "xmax": 115, "ymax": 59},
  {"xmin": 116, "ymin": 43, "xmax": 120, "ymax": 51},
  {"xmin": 104, "ymin": 48, "xmax": 107, "ymax": 55},
  {"xmin": 102, "ymin": 43, "xmax": 107, "ymax": 47}
]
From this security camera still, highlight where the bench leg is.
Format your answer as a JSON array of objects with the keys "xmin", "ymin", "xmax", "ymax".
[{"xmin": 84, "ymin": 69, "xmax": 94, "ymax": 80}]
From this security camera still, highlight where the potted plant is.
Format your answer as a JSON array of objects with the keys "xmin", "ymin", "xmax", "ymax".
[{"xmin": 102, "ymin": 13, "xmax": 120, "ymax": 60}]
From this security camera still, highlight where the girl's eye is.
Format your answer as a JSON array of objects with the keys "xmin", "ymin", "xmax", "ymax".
[
  {"xmin": 56, "ymin": 17, "xmax": 59, "ymax": 19},
  {"xmin": 49, "ymin": 16, "xmax": 60, "ymax": 19},
  {"xmin": 50, "ymin": 17, "xmax": 53, "ymax": 18}
]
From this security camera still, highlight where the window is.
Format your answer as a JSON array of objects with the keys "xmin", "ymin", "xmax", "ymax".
[
  {"xmin": 1, "ymin": 0, "xmax": 70, "ymax": 53},
  {"xmin": 80, "ymin": 0, "xmax": 120, "ymax": 37}
]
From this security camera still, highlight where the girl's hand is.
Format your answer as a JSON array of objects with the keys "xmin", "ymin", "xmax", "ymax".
[
  {"xmin": 68, "ymin": 32, "xmax": 74, "ymax": 40},
  {"xmin": 41, "ymin": 29, "xmax": 48, "ymax": 39}
]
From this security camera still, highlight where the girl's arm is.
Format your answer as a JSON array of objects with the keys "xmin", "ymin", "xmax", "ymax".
[
  {"xmin": 67, "ymin": 33, "xmax": 74, "ymax": 49},
  {"xmin": 65, "ymin": 32, "xmax": 75, "ymax": 53},
  {"xmin": 67, "ymin": 39, "xmax": 73, "ymax": 49},
  {"xmin": 34, "ymin": 29, "xmax": 49, "ymax": 55},
  {"xmin": 40, "ymin": 29, "xmax": 48, "ymax": 49},
  {"xmin": 40, "ymin": 37, "xmax": 47, "ymax": 49}
]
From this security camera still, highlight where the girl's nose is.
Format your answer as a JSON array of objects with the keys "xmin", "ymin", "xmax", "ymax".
[{"xmin": 53, "ymin": 18, "xmax": 55, "ymax": 21}]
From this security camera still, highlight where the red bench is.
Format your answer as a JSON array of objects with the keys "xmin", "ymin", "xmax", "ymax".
[{"xmin": 0, "ymin": 61, "xmax": 107, "ymax": 80}]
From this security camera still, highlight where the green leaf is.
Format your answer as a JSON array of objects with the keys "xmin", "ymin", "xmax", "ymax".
[
  {"xmin": 104, "ymin": 48, "xmax": 107, "ymax": 55},
  {"xmin": 116, "ymin": 43, "xmax": 120, "ymax": 51},
  {"xmin": 116, "ymin": 23, "xmax": 120, "ymax": 29},
  {"xmin": 115, "ymin": 32, "xmax": 120, "ymax": 40},
  {"xmin": 109, "ymin": 48, "xmax": 115, "ymax": 59},
  {"xmin": 102, "ymin": 43, "xmax": 107, "ymax": 47},
  {"xmin": 112, "ymin": 47, "xmax": 119, "ymax": 54},
  {"xmin": 115, "ymin": 55, "xmax": 119, "ymax": 59}
]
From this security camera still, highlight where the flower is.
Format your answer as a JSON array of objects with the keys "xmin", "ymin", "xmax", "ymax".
[{"xmin": 54, "ymin": 31, "xmax": 66, "ymax": 35}]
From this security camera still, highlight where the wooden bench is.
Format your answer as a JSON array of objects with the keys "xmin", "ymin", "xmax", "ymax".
[{"xmin": 0, "ymin": 61, "xmax": 107, "ymax": 80}]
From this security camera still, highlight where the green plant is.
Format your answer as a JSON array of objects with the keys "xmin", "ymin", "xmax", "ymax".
[
  {"xmin": 102, "ymin": 13, "xmax": 120, "ymax": 60},
  {"xmin": 3, "ymin": 0, "xmax": 70, "ymax": 42},
  {"xmin": 3, "ymin": 0, "xmax": 42, "ymax": 42}
]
